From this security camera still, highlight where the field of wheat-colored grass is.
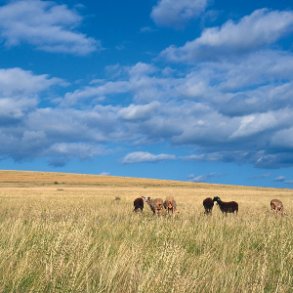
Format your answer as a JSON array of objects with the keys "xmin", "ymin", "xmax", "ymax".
[{"xmin": 0, "ymin": 171, "xmax": 292, "ymax": 292}]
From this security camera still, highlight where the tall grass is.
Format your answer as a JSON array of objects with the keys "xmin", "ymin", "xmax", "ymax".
[{"xmin": 0, "ymin": 186, "xmax": 292, "ymax": 292}]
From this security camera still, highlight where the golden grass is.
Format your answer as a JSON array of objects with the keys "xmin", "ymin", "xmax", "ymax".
[{"xmin": 0, "ymin": 171, "xmax": 292, "ymax": 292}]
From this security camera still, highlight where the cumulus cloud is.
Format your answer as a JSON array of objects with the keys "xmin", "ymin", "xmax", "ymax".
[
  {"xmin": 61, "ymin": 62, "xmax": 182, "ymax": 107},
  {"xmin": 50, "ymin": 54, "xmax": 293, "ymax": 169},
  {"xmin": 1, "ymin": 51, "xmax": 293, "ymax": 170},
  {"xmin": 230, "ymin": 109, "xmax": 292, "ymax": 139},
  {"xmin": 26, "ymin": 107, "xmax": 124, "ymax": 143},
  {"xmin": 0, "ymin": 67, "xmax": 62, "ymax": 124},
  {"xmin": 0, "ymin": 0, "xmax": 99, "ymax": 55},
  {"xmin": 0, "ymin": 68, "xmax": 106, "ymax": 166},
  {"xmin": 0, "ymin": 67, "xmax": 61, "ymax": 95},
  {"xmin": 161, "ymin": 9, "xmax": 293, "ymax": 62},
  {"xmin": 65, "ymin": 50, "xmax": 293, "ymax": 116},
  {"xmin": 214, "ymin": 50, "xmax": 293, "ymax": 92},
  {"xmin": 170, "ymin": 50, "xmax": 293, "ymax": 116},
  {"xmin": 122, "ymin": 151, "xmax": 176, "ymax": 164},
  {"xmin": 151, "ymin": 0, "xmax": 208, "ymax": 28},
  {"xmin": 62, "ymin": 81, "xmax": 130, "ymax": 106},
  {"xmin": 0, "ymin": 98, "xmax": 35, "ymax": 125},
  {"xmin": 47, "ymin": 143, "xmax": 103, "ymax": 167},
  {"xmin": 0, "ymin": 107, "xmax": 110, "ymax": 163},
  {"xmin": 119, "ymin": 102, "xmax": 160, "ymax": 121}
]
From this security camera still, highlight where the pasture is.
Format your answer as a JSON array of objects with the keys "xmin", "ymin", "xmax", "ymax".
[{"xmin": 0, "ymin": 171, "xmax": 292, "ymax": 292}]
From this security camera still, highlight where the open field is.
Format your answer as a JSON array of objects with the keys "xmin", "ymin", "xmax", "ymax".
[{"xmin": 0, "ymin": 171, "xmax": 292, "ymax": 292}]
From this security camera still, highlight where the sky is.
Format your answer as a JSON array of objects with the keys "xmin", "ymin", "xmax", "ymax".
[{"xmin": 0, "ymin": 0, "xmax": 293, "ymax": 188}]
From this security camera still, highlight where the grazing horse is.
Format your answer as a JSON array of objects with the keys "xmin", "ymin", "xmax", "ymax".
[
  {"xmin": 133, "ymin": 197, "xmax": 144, "ymax": 212},
  {"xmin": 203, "ymin": 197, "xmax": 214, "ymax": 215},
  {"xmin": 144, "ymin": 197, "xmax": 164, "ymax": 215},
  {"xmin": 270, "ymin": 199, "xmax": 285, "ymax": 215},
  {"xmin": 213, "ymin": 196, "xmax": 238, "ymax": 214},
  {"xmin": 163, "ymin": 196, "xmax": 177, "ymax": 215}
]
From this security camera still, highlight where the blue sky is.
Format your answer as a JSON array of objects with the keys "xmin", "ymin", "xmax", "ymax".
[{"xmin": 0, "ymin": 0, "xmax": 293, "ymax": 188}]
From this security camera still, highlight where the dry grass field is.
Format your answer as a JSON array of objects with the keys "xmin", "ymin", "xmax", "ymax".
[{"xmin": 0, "ymin": 171, "xmax": 292, "ymax": 292}]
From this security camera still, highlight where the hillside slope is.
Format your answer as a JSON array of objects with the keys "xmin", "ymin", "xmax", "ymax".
[{"xmin": 0, "ymin": 170, "xmax": 290, "ymax": 192}]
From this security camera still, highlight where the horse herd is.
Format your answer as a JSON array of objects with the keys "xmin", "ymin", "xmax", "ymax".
[
  {"xmin": 133, "ymin": 196, "xmax": 176, "ymax": 215},
  {"xmin": 131, "ymin": 196, "xmax": 286, "ymax": 216}
]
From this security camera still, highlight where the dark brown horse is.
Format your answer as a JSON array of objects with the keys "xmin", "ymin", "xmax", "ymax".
[
  {"xmin": 213, "ymin": 196, "xmax": 238, "ymax": 214},
  {"xmin": 133, "ymin": 197, "xmax": 144, "ymax": 212},
  {"xmin": 203, "ymin": 197, "xmax": 214, "ymax": 215}
]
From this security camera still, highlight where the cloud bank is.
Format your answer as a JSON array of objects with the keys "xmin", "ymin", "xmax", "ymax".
[{"xmin": 0, "ymin": 5, "xmax": 292, "ymax": 175}]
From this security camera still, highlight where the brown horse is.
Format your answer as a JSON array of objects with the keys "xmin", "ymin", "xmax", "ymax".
[
  {"xmin": 133, "ymin": 197, "xmax": 144, "ymax": 212},
  {"xmin": 203, "ymin": 197, "xmax": 214, "ymax": 215},
  {"xmin": 163, "ymin": 196, "xmax": 177, "ymax": 215},
  {"xmin": 270, "ymin": 199, "xmax": 285, "ymax": 215},
  {"xmin": 144, "ymin": 196, "xmax": 164, "ymax": 215}
]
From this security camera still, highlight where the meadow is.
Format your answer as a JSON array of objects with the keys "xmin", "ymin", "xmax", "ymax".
[{"xmin": 0, "ymin": 171, "xmax": 292, "ymax": 293}]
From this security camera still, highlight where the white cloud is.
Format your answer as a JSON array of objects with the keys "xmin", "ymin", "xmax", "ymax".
[
  {"xmin": 26, "ymin": 107, "xmax": 121, "ymax": 143},
  {"xmin": 122, "ymin": 151, "xmax": 176, "ymax": 164},
  {"xmin": 151, "ymin": 0, "xmax": 208, "ymax": 28},
  {"xmin": 62, "ymin": 81, "xmax": 130, "ymax": 106},
  {"xmin": 61, "ymin": 62, "xmax": 182, "ymax": 106},
  {"xmin": 0, "ymin": 97, "xmax": 36, "ymax": 122},
  {"xmin": 47, "ymin": 143, "xmax": 103, "ymax": 167},
  {"xmin": 230, "ymin": 109, "xmax": 292, "ymax": 139},
  {"xmin": 213, "ymin": 50, "xmax": 293, "ymax": 91},
  {"xmin": 188, "ymin": 172, "xmax": 219, "ymax": 182},
  {"xmin": 0, "ymin": 0, "xmax": 99, "ymax": 55},
  {"xmin": 172, "ymin": 109, "xmax": 237, "ymax": 145},
  {"xmin": 128, "ymin": 62, "xmax": 157, "ymax": 77},
  {"xmin": 119, "ymin": 102, "xmax": 160, "ymax": 121},
  {"xmin": 0, "ymin": 67, "xmax": 62, "ymax": 123},
  {"xmin": 51, "ymin": 56, "xmax": 293, "ymax": 169},
  {"xmin": 48, "ymin": 142, "xmax": 103, "ymax": 159},
  {"xmin": 0, "ymin": 56, "xmax": 292, "ymax": 169},
  {"xmin": 161, "ymin": 9, "xmax": 293, "ymax": 62},
  {"xmin": 0, "ymin": 67, "xmax": 61, "ymax": 95}
]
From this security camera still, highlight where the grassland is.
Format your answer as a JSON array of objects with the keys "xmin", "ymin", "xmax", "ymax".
[{"xmin": 0, "ymin": 171, "xmax": 292, "ymax": 292}]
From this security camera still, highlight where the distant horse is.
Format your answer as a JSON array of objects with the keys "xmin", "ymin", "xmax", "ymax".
[
  {"xmin": 202, "ymin": 197, "xmax": 214, "ymax": 215},
  {"xmin": 270, "ymin": 199, "xmax": 285, "ymax": 215},
  {"xmin": 144, "ymin": 196, "xmax": 164, "ymax": 216},
  {"xmin": 133, "ymin": 197, "xmax": 144, "ymax": 212},
  {"xmin": 163, "ymin": 196, "xmax": 177, "ymax": 215}
]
